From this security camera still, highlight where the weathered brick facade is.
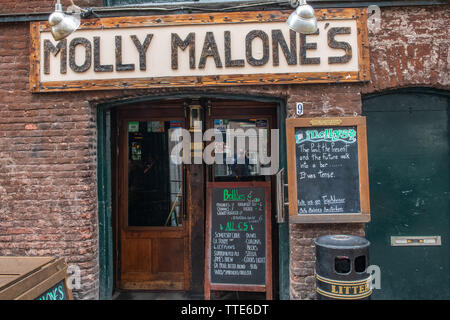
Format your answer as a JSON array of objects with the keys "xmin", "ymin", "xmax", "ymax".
[
  {"xmin": 0, "ymin": 1, "xmax": 448, "ymax": 299},
  {"xmin": 288, "ymin": 5, "xmax": 449, "ymax": 299}
]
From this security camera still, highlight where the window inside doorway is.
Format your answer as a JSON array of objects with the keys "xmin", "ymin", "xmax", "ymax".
[
  {"xmin": 127, "ymin": 120, "xmax": 184, "ymax": 227},
  {"xmin": 213, "ymin": 118, "xmax": 269, "ymax": 181}
]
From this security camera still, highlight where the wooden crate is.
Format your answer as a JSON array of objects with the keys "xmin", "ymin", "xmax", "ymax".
[{"xmin": 0, "ymin": 256, "xmax": 73, "ymax": 300}]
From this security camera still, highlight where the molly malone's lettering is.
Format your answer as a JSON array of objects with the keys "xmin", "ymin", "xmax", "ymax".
[
  {"xmin": 43, "ymin": 27, "xmax": 352, "ymax": 74},
  {"xmin": 44, "ymin": 34, "xmax": 154, "ymax": 74}
]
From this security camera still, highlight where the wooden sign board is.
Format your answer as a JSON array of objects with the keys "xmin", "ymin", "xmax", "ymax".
[
  {"xmin": 0, "ymin": 257, "xmax": 73, "ymax": 300},
  {"xmin": 205, "ymin": 181, "xmax": 272, "ymax": 299},
  {"xmin": 286, "ymin": 117, "xmax": 370, "ymax": 223},
  {"xmin": 30, "ymin": 9, "xmax": 369, "ymax": 92}
]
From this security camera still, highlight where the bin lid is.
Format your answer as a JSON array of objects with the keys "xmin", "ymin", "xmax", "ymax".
[{"xmin": 314, "ymin": 234, "xmax": 370, "ymax": 249}]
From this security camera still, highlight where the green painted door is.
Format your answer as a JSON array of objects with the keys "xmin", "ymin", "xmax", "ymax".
[{"xmin": 363, "ymin": 90, "xmax": 449, "ymax": 299}]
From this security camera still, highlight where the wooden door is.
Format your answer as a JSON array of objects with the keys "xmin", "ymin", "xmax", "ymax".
[{"xmin": 117, "ymin": 104, "xmax": 190, "ymax": 291}]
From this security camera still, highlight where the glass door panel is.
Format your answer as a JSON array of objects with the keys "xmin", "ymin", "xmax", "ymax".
[
  {"xmin": 212, "ymin": 118, "xmax": 270, "ymax": 181},
  {"xmin": 127, "ymin": 120, "xmax": 184, "ymax": 227}
]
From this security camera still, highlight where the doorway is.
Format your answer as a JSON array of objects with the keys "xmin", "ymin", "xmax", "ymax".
[
  {"xmin": 111, "ymin": 98, "xmax": 280, "ymax": 297},
  {"xmin": 362, "ymin": 89, "xmax": 449, "ymax": 299},
  {"xmin": 116, "ymin": 103, "xmax": 189, "ymax": 291}
]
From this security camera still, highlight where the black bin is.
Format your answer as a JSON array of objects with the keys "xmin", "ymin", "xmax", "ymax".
[{"xmin": 315, "ymin": 234, "xmax": 372, "ymax": 300}]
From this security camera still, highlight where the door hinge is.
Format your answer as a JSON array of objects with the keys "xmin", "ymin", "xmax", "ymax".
[{"xmin": 116, "ymin": 248, "xmax": 120, "ymax": 275}]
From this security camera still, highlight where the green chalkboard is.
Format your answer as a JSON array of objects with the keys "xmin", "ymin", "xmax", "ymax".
[
  {"xmin": 35, "ymin": 280, "xmax": 67, "ymax": 300},
  {"xmin": 210, "ymin": 186, "xmax": 266, "ymax": 285},
  {"xmin": 286, "ymin": 117, "xmax": 371, "ymax": 223},
  {"xmin": 294, "ymin": 126, "xmax": 360, "ymax": 214},
  {"xmin": 205, "ymin": 181, "xmax": 272, "ymax": 298}
]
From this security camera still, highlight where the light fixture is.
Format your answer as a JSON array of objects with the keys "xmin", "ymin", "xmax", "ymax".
[
  {"xmin": 48, "ymin": 0, "xmax": 83, "ymax": 41},
  {"xmin": 286, "ymin": 0, "xmax": 318, "ymax": 34}
]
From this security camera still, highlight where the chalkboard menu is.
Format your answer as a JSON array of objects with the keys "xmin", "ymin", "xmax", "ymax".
[
  {"xmin": 295, "ymin": 126, "xmax": 360, "ymax": 214},
  {"xmin": 205, "ymin": 182, "xmax": 272, "ymax": 299},
  {"xmin": 286, "ymin": 117, "xmax": 370, "ymax": 223},
  {"xmin": 35, "ymin": 280, "xmax": 68, "ymax": 300}
]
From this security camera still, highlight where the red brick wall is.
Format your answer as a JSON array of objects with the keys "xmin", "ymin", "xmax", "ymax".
[
  {"xmin": 0, "ymin": 23, "xmax": 101, "ymax": 300},
  {"xmin": 362, "ymin": 5, "xmax": 449, "ymax": 93},
  {"xmin": 0, "ymin": 3, "xmax": 448, "ymax": 299}
]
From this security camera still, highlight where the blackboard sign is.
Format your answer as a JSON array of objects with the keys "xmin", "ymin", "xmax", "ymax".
[
  {"xmin": 35, "ymin": 280, "xmax": 68, "ymax": 300},
  {"xmin": 286, "ymin": 117, "xmax": 370, "ymax": 223},
  {"xmin": 205, "ymin": 181, "xmax": 272, "ymax": 299},
  {"xmin": 295, "ymin": 126, "xmax": 360, "ymax": 214},
  {"xmin": 210, "ymin": 186, "xmax": 266, "ymax": 285}
]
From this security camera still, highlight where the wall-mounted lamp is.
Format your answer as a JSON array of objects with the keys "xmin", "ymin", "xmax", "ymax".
[
  {"xmin": 48, "ymin": 0, "xmax": 85, "ymax": 41},
  {"xmin": 286, "ymin": 0, "xmax": 318, "ymax": 34}
]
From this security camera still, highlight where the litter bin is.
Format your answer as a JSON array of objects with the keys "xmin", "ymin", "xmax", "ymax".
[{"xmin": 315, "ymin": 235, "xmax": 372, "ymax": 300}]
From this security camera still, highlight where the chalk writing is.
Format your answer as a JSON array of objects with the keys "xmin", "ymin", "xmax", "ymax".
[
  {"xmin": 35, "ymin": 280, "xmax": 67, "ymax": 300},
  {"xmin": 295, "ymin": 126, "xmax": 360, "ymax": 214},
  {"xmin": 210, "ymin": 186, "xmax": 266, "ymax": 285}
]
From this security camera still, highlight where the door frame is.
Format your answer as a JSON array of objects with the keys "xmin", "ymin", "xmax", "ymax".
[
  {"xmin": 96, "ymin": 93, "xmax": 289, "ymax": 300},
  {"xmin": 116, "ymin": 105, "xmax": 190, "ymax": 291}
]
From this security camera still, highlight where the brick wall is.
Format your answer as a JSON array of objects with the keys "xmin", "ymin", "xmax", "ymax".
[
  {"xmin": 0, "ymin": 3, "xmax": 448, "ymax": 299},
  {"xmin": 0, "ymin": 22, "xmax": 100, "ymax": 299},
  {"xmin": 362, "ymin": 5, "xmax": 449, "ymax": 93}
]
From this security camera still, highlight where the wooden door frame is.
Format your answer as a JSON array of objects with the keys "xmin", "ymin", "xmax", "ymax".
[
  {"xmin": 205, "ymin": 100, "xmax": 279, "ymax": 298},
  {"xmin": 96, "ymin": 93, "xmax": 289, "ymax": 300},
  {"xmin": 205, "ymin": 100, "xmax": 278, "ymax": 184}
]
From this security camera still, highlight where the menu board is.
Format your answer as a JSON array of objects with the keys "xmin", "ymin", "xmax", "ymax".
[
  {"xmin": 286, "ymin": 117, "xmax": 370, "ymax": 224},
  {"xmin": 205, "ymin": 182, "xmax": 272, "ymax": 298},
  {"xmin": 35, "ymin": 280, "xmax": 68, "ymax": 300},
  {"xmin": 295, "ymin": 126, "xmax": 360, "ymax": 214}
]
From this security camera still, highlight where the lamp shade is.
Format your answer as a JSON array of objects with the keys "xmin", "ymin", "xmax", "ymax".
[
  {"xmin": 286, "ymin": 2, "xmax": 318, "ymax": 34},
  {"xmin": 48, "ymin": 3, "xmax": 80, "ymax": 41}
]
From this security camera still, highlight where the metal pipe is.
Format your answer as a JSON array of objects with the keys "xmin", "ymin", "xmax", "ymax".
[{"xmin": 0, "ymin": 0, "xmax": 447, "ymax": 23}]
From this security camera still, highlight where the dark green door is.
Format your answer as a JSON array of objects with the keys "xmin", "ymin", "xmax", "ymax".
[{"xmin": 363, "ymin": 90, "xmax": 449, "ymax": 299}]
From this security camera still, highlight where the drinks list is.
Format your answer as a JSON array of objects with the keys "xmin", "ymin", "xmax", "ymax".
[
  {"xmin": 209, "ymin": 186, "xmax": 267, "ymax": 286},
  {"xmin": 294, "ymin": 126, "xmax": 361, "ymax": 215}
]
